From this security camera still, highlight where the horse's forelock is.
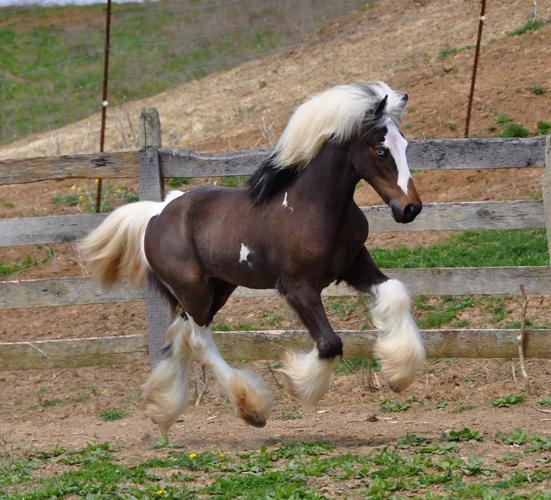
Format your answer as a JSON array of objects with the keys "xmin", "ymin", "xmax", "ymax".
[{"xmin": 271, "ymin": 82, "xmax": 407, "ymax": 170}]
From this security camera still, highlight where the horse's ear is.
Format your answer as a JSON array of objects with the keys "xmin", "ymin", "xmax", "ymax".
[
  {"xmin": 374, "ymin": 95, "xmax": 388, "ymax": 116},
  {"xmin": 401, "ymin": 93, "xmax": 409, "ymax": 105}
]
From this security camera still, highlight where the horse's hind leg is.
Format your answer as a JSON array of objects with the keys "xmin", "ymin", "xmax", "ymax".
[
  {"xmin": 278, "ymin": 282, "xmax": 342, "ymax": 407},
  {"xmin": 180, "ymin": 280, "xmax": 273, "ymax": 427},
  {"xmin": 143, "ymin": 315, "xmax": 193, "ymax": 435},
  {"xmin": 185, "ymin": 318, "xmax": 273, "ymax": 426}
]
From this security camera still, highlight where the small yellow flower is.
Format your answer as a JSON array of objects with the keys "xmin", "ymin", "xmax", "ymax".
[
  {"xmin": 116, "ymin": 189, "xmax": 122, "ymax": 194},
  {"xmin": 71, "ymin": 185, "xmax": 76, "ymax": 191},
  {"xmin": 95, "ymin": 179, "xmax": 99, "ymax": 184},
  {"xmin": 189, "ymin": 453, "xmax": 197, "ymax": 458},
  {"xmin": 79, "ymin": 195, "xmax": 84, "ymax": 200},
  {"xmin": 218, "ymin": 452, "xmax": 224, "ymax": 458},
  {"xmin": 82, "ymin": 185, "xmax": 87, "ymax": 189},
  {"xmin": 210, "ymin": 450, "xmax": 215, "ymax": 454},
  {"xmin": 156, "ymin": 490, "xmax": 167, "ymax": 495}
]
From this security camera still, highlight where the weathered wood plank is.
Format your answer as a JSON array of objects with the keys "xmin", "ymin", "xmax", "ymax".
[
  {"xmin": 139, "ymin": 108, "xmax": 172, "ymax": 370},
  {"xmin": 0, "ymin": 335, "xmax": 149, "ymax": 371},
  {"xmin": 1, "ymin": 267, "xmax": 549, "ymax": 311},
  {"xmin": 160, "ymin": 147, "xmax": 271, "ymax": 177},
  {"xmin": 2, "ymin": 328, "xmax": 551, "ymax": 371},
  {"xmin": 380, "ymin": 266, "xmax": 551, "ymax": 296},
  {"xmin": 159, "ymin": 137, "xmax": 545, "ymax": 178},
  {"xmin": 0, "ymin": 151, "xmax": 138, "ymax": 186},
  {"xmin": 0, "ymin": 277, "xmax": 143, "ymax": 309},
  {"xmin": 407, "ymin": 136, "xmax": 545, "ymax": 171},
  {"xmin": 0, "ymin": 213, "xmax": 108, "ymax": 247},
  {"xmin": 233, "ymin": 266, "xmax": 551, "ymax": 297},
  {"xmin": 364, "ymin": 200, "xmax": 545, "ymax": 232},
  {"xmin": 0, "ymin": 138, "xmax": 544, "ymax": 188},
  {"xmin": 541, "ymin": 135, "xmax": 551, "ymax": 264},
  {"xmin": 214, "ymin": 329, "xmax": 551, "ymax": 360},
  {"xmin": 1, "ymin": 199, "xmax": 544, "ymax": 248}
]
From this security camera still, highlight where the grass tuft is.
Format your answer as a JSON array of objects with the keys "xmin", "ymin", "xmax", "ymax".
[{"xmin": 97, "ymin": 409, "xmax": 130, "ymax": 421}]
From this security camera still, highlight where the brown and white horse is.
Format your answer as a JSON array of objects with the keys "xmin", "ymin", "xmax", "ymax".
[{"xmin": 81, "ymin": 82, "xmax": 425, "ymax": 435}]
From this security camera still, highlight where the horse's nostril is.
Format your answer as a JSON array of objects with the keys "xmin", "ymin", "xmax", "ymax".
[{"xmin": 403, "ymin": 204, "xmax": 420, "ymax": 223}]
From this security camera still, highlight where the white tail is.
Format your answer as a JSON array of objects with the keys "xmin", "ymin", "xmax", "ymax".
[
  {"xmin": 371, "ymin": 279, "xmax": 425, "ymax": 392},
  {"xmin": 80, "ymin": 191, "xmax": 183, "ymax": 287}
]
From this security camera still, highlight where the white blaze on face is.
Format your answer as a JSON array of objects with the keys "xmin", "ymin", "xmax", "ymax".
[
  {"xmin": 383, "ymin": 118, "xmax": 411, "ymax": 195},
  {"xmin": 239, "ymin": 243, "xmax": 252, "ymax": 264}
]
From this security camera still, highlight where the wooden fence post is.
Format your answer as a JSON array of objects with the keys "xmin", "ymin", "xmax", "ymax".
[
  {"xmin": 541, "ymin": 135, "xmax": 551, "ymax": 265},
  {"xmin": 139, "ymin": 108, "xmax": 172, "ymax": 369}
]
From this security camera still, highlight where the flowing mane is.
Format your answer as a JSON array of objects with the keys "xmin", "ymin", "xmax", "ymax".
[{"xmin": 248, "ymin": 82, "xmax": 408, "ymax": 204}]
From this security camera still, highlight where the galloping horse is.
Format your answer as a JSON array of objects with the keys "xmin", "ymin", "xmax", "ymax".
[{"xmin": 81, "ymin": 82, "xmax": 425, "ymax": 435}]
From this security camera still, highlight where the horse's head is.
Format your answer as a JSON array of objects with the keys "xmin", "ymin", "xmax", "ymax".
[{"xmin": 350, "ymin": 94, "xmax": 422, "ymax": 224}]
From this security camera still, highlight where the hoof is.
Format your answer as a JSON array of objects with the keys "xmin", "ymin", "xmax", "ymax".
[
  {"xmin": 279, "ymin": 349, "xmax": 340, "ymax": 407},
  {"xmin": 245, "ymin": 411, "xmax": 267, "ymax": 428},
  {"xmin": 226, "ymin": 369, "xmax": 273, "ymax": 427},
  {"xmin": 387, "ymin": 380, "xmax": 401, "ymax": 393}
]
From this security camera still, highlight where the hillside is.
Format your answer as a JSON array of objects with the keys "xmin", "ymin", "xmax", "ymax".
[{"xmin": 0, "ymin": 0, "xmax": 549, "ymax": 160}]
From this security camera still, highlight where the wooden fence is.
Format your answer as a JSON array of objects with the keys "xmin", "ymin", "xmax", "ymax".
[{"xmin": 1, "ymin": 108, "xmax": 550, "ymax": 372}]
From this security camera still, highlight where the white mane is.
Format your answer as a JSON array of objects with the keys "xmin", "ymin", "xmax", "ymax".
[{"xmin": 271, "ymin": 82, "xmax": 407, "ymax": 169}]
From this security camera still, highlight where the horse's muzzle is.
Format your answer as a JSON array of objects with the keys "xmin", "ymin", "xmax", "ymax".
[{"xmin": 391, "ymin": 202, "xmax": 422, "ymax": 224}]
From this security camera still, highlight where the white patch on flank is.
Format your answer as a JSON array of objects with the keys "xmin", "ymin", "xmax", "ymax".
[
  {"xmin": 282, "ymin": 192, "xmax": 294, "ymax": 211},
  {"xmin": 239, "ymin": 243, "xmax": 252, "ymax": 264},
  {"xmin": 383, "ymin": 118, "xmax": 411, "ymax": 195}
]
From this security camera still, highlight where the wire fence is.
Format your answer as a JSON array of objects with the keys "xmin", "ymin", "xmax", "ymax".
[{"xmin": 0, "ymin": 0, "xmax": 550, "ymax": 159}]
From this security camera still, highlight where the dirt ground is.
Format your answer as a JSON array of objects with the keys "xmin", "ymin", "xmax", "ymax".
[{"xmin": 1, "ymin": 0, "xmax": 551, "ymax": 474}]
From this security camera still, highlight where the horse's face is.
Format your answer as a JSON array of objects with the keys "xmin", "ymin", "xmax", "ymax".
[{"xmin": 350, "ymin": 119, "xmax": 422, "ymax": 223}]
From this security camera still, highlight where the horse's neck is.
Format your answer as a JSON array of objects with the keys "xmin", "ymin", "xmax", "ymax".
[{"xmin": 292, "ymin": 144, "xmax": 359, "ymax": 214}]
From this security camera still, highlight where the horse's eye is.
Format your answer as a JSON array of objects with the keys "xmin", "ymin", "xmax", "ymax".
[{"xmin": 375, "ymin": 148, "xmax": 387, "ymax": 157}]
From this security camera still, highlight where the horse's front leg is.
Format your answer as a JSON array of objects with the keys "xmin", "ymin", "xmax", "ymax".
[
  {"xmin": 278, "ymin": 281, "xmax": 343, "ymax": 407},
  {"xmin": 342, "ymin": 246, "xmax": 425, "ymax": 392}
]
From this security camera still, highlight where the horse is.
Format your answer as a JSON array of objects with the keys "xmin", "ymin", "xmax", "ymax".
[{"xmin": 80, "ymin": 82, "xmax": 425, "ymax": 436}]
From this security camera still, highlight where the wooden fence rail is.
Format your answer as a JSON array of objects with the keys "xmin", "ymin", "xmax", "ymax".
[{"xmin": 0, "ymin": 108, "xmax": 550, "ymax": 371}]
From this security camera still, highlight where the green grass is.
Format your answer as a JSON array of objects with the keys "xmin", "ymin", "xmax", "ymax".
[
  {"xmin": 379, "ymin": 399, "xmax": 410, "ymax": 413},
  {"xmin": 496, "ymin": 114, "xmax": 511, "ymax": 124},
  {"xmin": 438, "ymin": 45, "xmax": 474, "ymax": 60},
  {"xmin": 506, "ymin": 19, "xmax": 549, "ymax": 37},
  {"xmin": 371, "ymin": 229, "xmax": 548, "ymax": 269},
  {"xmin": 0, "ymin": 0, "xmax": 362, "ymax": 144},
  {"xmin": 536, "ymin": 121, "xmax": 550, "ymax": 136},
  {"xmin": 0, "ymin": 248, "xmax": 53, "ymax": 277},
  {"xmin": 97, "ymin": 408, "xmax": 130, "ymax": 421},
  {"xmin": 3, "ymin": 434, "xmax": 551, "ymax": 499},
  {"xmin": 52, "ymin": 182, "xmax": 138, "ymax": 213},
  {"xmin": 494, "ymin": 123, "xmax": 531, "ymax": 138},
  {"xmin": 491, "ymin": 393, "xmax": 525, "ymax": 408}
]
